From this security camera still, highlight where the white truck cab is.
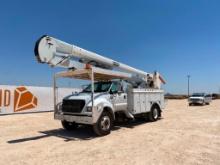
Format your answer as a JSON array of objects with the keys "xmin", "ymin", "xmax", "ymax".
[
  {"xmin": 188, "ymin": 93, "xmax": 212, "ymax": 106},
  {"xmin": 56, "ymin": 80, "xmax": 128, "ymax": 134}
]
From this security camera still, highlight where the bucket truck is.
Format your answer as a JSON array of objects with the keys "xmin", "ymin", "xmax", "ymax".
[{"xmin": 34, "ymin": 35, "xmax": 166, "ymax": 136}]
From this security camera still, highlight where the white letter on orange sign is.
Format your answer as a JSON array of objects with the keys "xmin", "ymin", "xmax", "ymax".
[{"xmin": 4, "ymin": 90, "xmax": 10, "ymax": 107}]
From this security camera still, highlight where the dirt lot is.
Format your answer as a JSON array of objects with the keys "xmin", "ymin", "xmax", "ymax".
[{"xmin": 0, "ymin": 99, "xmax": 220, "ymax": 165}]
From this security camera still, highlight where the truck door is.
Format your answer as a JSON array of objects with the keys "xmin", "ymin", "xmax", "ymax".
[{"xmin": 110, "ymin": 82, "xmax": 127, "ymax": 111}]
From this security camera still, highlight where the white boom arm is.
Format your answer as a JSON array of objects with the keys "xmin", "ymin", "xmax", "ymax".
[{"xmin": 34, "ymin": 35, "xmax": 165, "ymax": 88}]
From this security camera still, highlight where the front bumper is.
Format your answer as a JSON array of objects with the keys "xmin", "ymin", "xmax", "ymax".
[
  {"xmin": 188, "ymin": 100, "xmax": 204, "ymax": 104},
  {"xmin": 54, "ymin": 114, "xmax": 93, "ymax": 125}
]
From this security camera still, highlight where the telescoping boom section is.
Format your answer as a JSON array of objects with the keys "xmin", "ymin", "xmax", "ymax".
[{"xmin": 34, "ymin": 35, "xmax": 165, "ymax": 89}]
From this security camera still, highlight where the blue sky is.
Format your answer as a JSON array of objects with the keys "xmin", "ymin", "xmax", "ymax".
[{"xmin": 0, "ymin": 0, "xmax": 220, "ymax": 94}]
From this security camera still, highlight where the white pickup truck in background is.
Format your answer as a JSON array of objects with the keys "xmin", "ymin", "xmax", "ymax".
[{"xmin": 188, "ymin": 93, "xmax": 212, "ymax": 106}]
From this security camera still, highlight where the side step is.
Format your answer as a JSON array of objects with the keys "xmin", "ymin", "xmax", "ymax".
[{"xmin": 124, "ymin": 111, "xmax": 134, "ymax": 120}]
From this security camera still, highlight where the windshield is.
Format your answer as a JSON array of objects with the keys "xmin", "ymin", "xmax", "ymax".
[
  {"xmin": 82, "ymin": 82, "xmax": 112, "ymax": 93},
  {"xmin": 192, "ymin": 93, "xmax": 205, "ymax": 97}
]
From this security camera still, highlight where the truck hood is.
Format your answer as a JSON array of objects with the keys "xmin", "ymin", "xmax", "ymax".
[{"xmin": 63, "ymin": 92, "xmax": 109, "ymax": 103}]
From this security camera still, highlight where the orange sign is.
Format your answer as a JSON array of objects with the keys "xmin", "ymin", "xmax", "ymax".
[
  {"xmin": 14, "ymin": 87, "xmax": 38, "ymax": 112},
  {"xmin": 0, "ymin": 85, "xmax": 74, "ymax": 115}
]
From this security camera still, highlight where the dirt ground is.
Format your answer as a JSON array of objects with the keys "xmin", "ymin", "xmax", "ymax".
[{"xmin": 0, "ymin": 99, "xmax": 220, "ymax": 165}]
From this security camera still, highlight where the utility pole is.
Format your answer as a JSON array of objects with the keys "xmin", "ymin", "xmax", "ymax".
[{"xmin": 187, "ymin": 75, "xmax": 190, "ymax": 98}]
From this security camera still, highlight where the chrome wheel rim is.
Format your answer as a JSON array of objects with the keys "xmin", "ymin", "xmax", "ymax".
[{"xmin": 100, "ymin": 116, "xmax": 110, "ymax": 131}]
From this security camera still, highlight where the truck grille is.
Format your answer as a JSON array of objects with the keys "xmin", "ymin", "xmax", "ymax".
[
  {"xmin": 190, "ymin": 98, "xmax": 200, "ymax": 102},
  {"xmin": 62, "ymin": 100, "xmax": 85, "ymax": 113}
]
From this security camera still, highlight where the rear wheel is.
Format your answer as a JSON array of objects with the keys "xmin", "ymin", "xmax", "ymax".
[
  {"xmin": 93, "ymin": 111, "xmax": 113, "ymax": 136},
  {"xmin": 61, "ymin": 120, "xmax": 78, "ymax": 131},
  {"xmin": 148, "ymin": 105, "xmax": 160, "ymax": 122}
]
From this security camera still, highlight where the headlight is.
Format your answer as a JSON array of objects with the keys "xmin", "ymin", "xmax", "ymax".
[
  {"xmin": 56, "ymin": 103, "xmax": 62, "ymax": 112},
  {"xmin": 87, "ymin": 105, "xmax": 102, "ymax": 112},
  {"xmin": 87, "ymin": 106, "xmax": 92, "ymax": 112}
]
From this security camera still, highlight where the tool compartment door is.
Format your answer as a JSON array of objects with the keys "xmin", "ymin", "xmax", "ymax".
[
  {"xmin": 133, "ymin": 93, "xmax": 141, "ymax": 114},
  {"xmin": 139, "ymin": 93, "xmax": 146, "ymax": 113}
]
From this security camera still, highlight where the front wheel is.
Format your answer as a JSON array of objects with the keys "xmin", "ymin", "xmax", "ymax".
[
  {"xmin": 61, "ymin": 120, "xmax": 78, "ymax": 131},
  {"xmin": 93, "ymin": 111, "xmax": 113, "ymax": 136},
  {"xmin": 148, "ymin": 105, "xmax": 160, "ymax": 122}
]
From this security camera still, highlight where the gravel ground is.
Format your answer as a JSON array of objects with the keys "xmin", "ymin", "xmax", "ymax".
[{"xmin": 0, "ymin": 99, "xmax": 220, "ymax": 165}]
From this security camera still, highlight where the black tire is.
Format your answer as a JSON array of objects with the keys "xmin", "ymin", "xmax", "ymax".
[
  {"xmin": 61, "ymin": 120, "xmax": 78, "ymax": 131},
  {"xmin": 189, "ymin": 103, "xmax": 192, "ymax": 106},
  {"xmin": 93, "ymin": 111, "xmax": 113, "ymax": 136},
  {"xmin": 148, "ymin": 105, "xmax": 160, "ymax": 122}
]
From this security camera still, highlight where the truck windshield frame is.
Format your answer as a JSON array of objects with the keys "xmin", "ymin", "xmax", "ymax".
[{"xmin": 82, "ymin": 81, "xmax": 112, "ymax": 93}]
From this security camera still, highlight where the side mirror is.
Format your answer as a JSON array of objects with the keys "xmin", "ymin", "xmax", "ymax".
[
  {"xmin": 72, "ymin": 91, "xmax": 78, "ymax": 95},
  {"xmin": 110, "ymin": 90, "xmax": 117, "ymax": 94}
]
